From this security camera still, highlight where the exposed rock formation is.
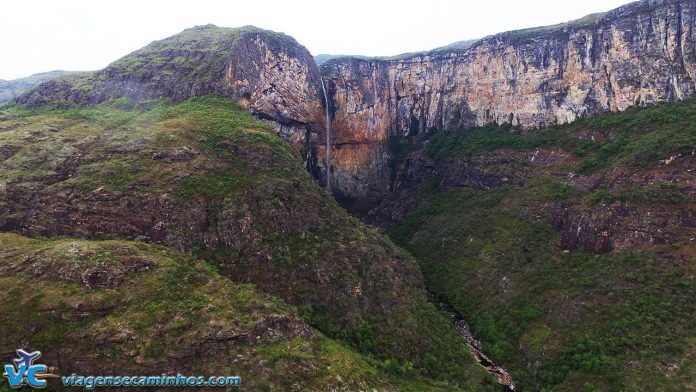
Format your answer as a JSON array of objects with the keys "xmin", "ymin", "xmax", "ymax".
[{"xmin": 15, "ymin": 1, "xmax": 696, "ymax": 211}]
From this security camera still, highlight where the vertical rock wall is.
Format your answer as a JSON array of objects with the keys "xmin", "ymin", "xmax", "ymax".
[{"xmin": 319, "ymin": 0, "xmax": 696, "ymax": 204}]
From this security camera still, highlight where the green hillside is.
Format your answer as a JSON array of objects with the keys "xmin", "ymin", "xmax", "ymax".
[
  {"xmin": 0, "ymin": 233, "xmax": 396, "ymax": 391},
  {"xmin": 386, "ymin": 98, "xmax": 696, "ymax": 391}
]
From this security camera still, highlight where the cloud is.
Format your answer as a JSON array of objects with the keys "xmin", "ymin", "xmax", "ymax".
[{"xmin": 0, "ymin": 0, "xmax": 630, "ymax": 80}]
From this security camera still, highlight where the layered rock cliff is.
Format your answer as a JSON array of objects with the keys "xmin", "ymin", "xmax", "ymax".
[{"xmin": 320, "ymin": 0, "xmax": 696, "ymax": 206}]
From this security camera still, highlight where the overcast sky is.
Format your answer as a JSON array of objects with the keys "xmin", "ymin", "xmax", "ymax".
[{"xmin": 1, "ymin": 0, "xmax": 632, "ymax": 80}]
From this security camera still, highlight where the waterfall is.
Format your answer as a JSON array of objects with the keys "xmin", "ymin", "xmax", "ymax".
[{"xmin": 320, "ymin": 77, "xmax": 332, "ymax": 193}]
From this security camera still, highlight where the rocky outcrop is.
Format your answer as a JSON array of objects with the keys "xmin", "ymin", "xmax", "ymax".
[
  {"xmin": 224, "ymin": 27, "xmax": 326, "ymax": 150},
  {"xmin": 320, "ymin": 0, "xmax": 696, "ymax": 204},
  {"xmin": 15, "ymin": 25, "xmax": 327, "ymax": 152},
  {"xmin": 554, "ymin": 151, "xmax": 696, "ymax": 253}
]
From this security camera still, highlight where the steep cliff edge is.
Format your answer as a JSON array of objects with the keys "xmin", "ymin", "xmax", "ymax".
[
  {"xmin": 320, "ymin": 0, "xmax": 696, "ymax": 207},
  {"xmin": 15, "ymin": 1, "xmax": 696, "ymax": 211}
]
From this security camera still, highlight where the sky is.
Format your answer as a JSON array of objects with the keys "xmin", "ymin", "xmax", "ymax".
[{"xmin": 1, "ymin": 0, "xmax": 632, "ymax": 80}]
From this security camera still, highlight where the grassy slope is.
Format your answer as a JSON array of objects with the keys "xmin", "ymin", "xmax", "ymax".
[
  {"xmin": 0, "ymin": 97, "xmax": 494, "ymax": 390},
  {"xmin": 0, "ymin": 232, "xmax": 458, "ymax": 391},
  {"xmin": 424, "ymin": 96, "xmax": 696, "ymax": 175},
  {"xmin": 387, "ymin": 98, "xmax": 696, "ymax": 391}
]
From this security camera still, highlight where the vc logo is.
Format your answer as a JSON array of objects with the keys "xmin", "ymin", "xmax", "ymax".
[{"xmin": 3, "ymin": 349, "xmax": 47, "ymax": 388}]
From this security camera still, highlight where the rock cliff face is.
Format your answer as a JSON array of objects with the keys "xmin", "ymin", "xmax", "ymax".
[{"xmin": 320, "ymin": 0, "xmax": 696, "ymax": 204}]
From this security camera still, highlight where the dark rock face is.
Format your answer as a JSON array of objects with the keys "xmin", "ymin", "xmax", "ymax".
[
  {"xmin": 552, "ymin": 153, "xmax": 696, "ymax": 253},
  {"xmin": 376, "ymin": 133, "xmax": 696, "ymax": 254}
]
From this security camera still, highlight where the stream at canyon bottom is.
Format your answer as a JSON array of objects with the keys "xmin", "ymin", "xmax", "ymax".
[{"xmin": 432, "ymin": 294, "xmax": 516, "ymax": 391}]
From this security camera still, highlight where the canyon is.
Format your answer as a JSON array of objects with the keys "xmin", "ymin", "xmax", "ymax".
[{"xmin": 5, "ymin": 0, "xmax": 696, "ymax": 389}]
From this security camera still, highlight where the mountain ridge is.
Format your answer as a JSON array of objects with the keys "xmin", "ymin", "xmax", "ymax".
[
  {"xmin": 14, "ymin": 0, "xmax": 695, "ymax": 211},
  {"xmin": 0, "ymin": 70, "xmax": 76, "ymax": 105}
]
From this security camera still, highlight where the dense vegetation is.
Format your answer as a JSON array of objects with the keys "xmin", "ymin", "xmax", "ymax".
[
  {"xmin": 0, "ymin": 233, "xmax": 473, "ymax": 391},
  {"xmin": 387, "ymin": 98, "xmax": 696, "ymax": 391}
]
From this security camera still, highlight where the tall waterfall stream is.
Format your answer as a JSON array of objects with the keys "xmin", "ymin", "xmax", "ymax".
[{"xmin": 319, "ymin": 77, "xmax": 332, "ymax": 193}]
